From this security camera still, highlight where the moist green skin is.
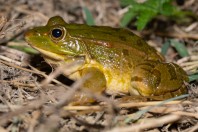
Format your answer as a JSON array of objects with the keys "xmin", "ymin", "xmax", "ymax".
[{"xmin": 25, "ymin": 16, "xmax": 188, "ymax": 100}]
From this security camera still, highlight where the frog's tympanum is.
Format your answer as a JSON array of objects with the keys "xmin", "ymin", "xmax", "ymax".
[{"xmin": 25, "ymin": 16, "xmax": 188, "ymax": 102}]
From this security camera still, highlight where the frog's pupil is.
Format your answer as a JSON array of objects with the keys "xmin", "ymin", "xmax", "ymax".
[{"xmin": 52, "ymin": 29, "xmax": 62, "ymax": 38}]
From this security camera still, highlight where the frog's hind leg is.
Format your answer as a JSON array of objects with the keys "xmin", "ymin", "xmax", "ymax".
[
  {"xmin": 129, "ymin": 60, "xmax": 188, "ymax": 100},
  {"xmin": 71, "ymin": 67, "xmax": 106, "ymax": 105}
]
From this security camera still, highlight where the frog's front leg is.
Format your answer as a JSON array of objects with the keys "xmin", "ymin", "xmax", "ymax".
[
  {"xmin": 129, "ymin": 60, "xmax": 188, "ymax": 100},
  {"xmin": 71, "ymin": 67, "xmax": 106, "ymax": 105}
]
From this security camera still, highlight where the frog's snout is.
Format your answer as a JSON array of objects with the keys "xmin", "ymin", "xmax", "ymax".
[
  {"xmin": 24, "ymin": 29, "xmax": 40, "ymax": 40},
  {"xmin": 25, "ymin": 30, "xmax": 34, "ymax": 39},
  {"xmin": 24, "ymin": 31, "xmax": 30, "ymax": 39}
]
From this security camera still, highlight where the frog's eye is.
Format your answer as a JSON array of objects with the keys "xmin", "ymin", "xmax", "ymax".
[{"xmin": 50, "ymin": 27, "xmax": 66, "ymax": 41}]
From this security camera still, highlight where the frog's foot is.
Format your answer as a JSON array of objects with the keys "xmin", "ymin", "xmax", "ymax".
[
  {"xmin": 130, "ymin": 60, "xmax": 188, "ymax": 100},
  {"xmin": 69, "ymin": 67, "xmax": 106, "ymax": 105},
  {"xmin": 116, "ymin": 95, "xmax": 149, "ymax": 103},
  {"xmin": 145, "ymin": 85, "xmax": 187, "ymax": 100}
]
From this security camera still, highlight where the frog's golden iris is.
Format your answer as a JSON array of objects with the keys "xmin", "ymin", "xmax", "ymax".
[{"xmin": 25, "ymin": 16, "xmax": 188, "ymax": 102}]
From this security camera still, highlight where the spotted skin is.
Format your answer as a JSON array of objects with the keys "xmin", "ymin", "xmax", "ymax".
[{"xmin": 25, "ymin": 16, "xmax": 188, "ymax": 102}]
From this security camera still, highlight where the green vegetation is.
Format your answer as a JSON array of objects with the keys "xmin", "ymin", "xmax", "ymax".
[
  {"xmin": 8, "ymin": 45, "xmax": 39, "ymax": 54},
  {"xmin": 120, "ymin": 0, "xmax": 186, "ymax": 30},
  {"xmin": 83, "ymin": 7, "xmax": 95, "ymax": 26},
  {"xmin": 189, "ymin": 73, "xmax": 198, "ymax": 82},
  {"xmin": 161, "ymin": 39, "xmax": 189, "ymax": 57}
]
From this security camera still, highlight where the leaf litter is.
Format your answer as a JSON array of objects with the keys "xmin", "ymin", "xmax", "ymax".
[{"xmin": 0, "ymin": 0, "xmax": 198, "ymax": 131}]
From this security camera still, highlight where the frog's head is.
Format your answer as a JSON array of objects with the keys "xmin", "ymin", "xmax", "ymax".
[{"xmin": 25, "ymin": 16, "xmax": 85, "ymax": 61}]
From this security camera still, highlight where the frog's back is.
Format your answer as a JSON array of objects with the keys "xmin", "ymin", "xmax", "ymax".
[{"xmin": 65, "ymin": 24, "xmax": 164, "ymax": 61}]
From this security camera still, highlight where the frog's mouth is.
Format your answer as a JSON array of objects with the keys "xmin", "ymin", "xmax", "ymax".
[
  {"xmin": 32, "ymin": 46, "xmax": 65, "ymax": 61},
  {"xmin": 32, "ymin": 46, "xmax": 86, "ymax": 63}
]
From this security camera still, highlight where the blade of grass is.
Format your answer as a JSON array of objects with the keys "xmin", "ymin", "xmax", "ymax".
[
  {"xmin": 170, "ymin": 39, "xmax": 189, "ymax": 57},
  {"xmin": 124, "ymin": 94, "xmax": 189, "ymax": 123},
  {"xmin": 161, "ymin": 40, "xmax": 171, "ymax": 55},
  {"xmin": 8, "ymin": 45, "xmax": 39, "ymax": 54},
  {"xmin": 136, "ymin": 10, "xmax": 156, "ymax": 30},
  {"xmin": 83, "ymin": 7, "xmax": 95, "ymax": 26},
  {"xmin": 189, "ymin": 73, "xmax": 198, "ymax": 82},
  {"xmin": 120, "ymin": 7, "xmax": 136, "ymax": 27}
]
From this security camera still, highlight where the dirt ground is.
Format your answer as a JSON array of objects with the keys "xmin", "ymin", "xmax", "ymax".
[{"xmin": 0, "ymin": 0, "xmax": 198, "ymax": 132}]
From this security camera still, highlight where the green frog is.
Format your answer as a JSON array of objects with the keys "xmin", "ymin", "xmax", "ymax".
[{"xmin": 25, "ymin": 16, "xmax": 188, "ymax": 102}]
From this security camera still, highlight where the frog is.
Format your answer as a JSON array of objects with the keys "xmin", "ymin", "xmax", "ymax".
[{"xmin": 25, "ymin": 16, "xmax": 188, "ymax": 103}]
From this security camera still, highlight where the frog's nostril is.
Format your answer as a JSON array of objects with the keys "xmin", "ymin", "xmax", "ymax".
[
  {"xmin": 25, "ymin": 29, "xmax": 40, "ymax": 39},
  {"xmin": 24, "ymin": 31, "xmax": 31, "ymax": 37},
  {"xmin": 24, "ymin": 31, "xmax": 33, "ymax": 40}
]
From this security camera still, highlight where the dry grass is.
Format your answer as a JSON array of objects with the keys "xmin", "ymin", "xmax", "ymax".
[{"xmin": 0, "ymin": 0, "xmax": 198, "ymax": 131}]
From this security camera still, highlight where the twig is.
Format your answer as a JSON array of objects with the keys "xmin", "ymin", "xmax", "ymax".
[
  {"xmin": 172, "ymin": 111, "xmax": 198, "ymax": 119},
  {"xmin": 63, "ymin": 100, "xmax": 191, "ymax": 111},
  {"xmin": 0, "ymin": 93, "xmax": 46, "ymax": 126},
  {"xmin": 156, "ymin": 32, "xmax": 198, "ymax": 40},
  {"xmin": 0, "ymin": 55, "xmax": 22, "ymax": 66},
  {"xmin": 28, "ymin": 110, "xmax": 41, "ymax": 132},
  {"xmin": 188, "ymin": 122, "xmax": 198, "ymax": 132},
  {"xmin": 177, "ymin": 56, "xmax": 198, "ymax": 64},
  {"xmin": 0, "ymin": 59, "xmax": 65, "ymax": 86},
  {"xmin": 55, "ymin": 75, "xmax": 90, "ymax": 108},
  {"xmin": 0, "ymin": 80, "xmax": 37, "ymax": 88},
  {"xmin": 40, "ymin": 61, "xmax": 80, "ymax": 86},
  {"xmin": 124, "ymin": 94, "xmax": 189, "ymax": 123},
  {"xmin": 180, "ymin": 61, "xmax": 198, "ymax": 67},
  {"xmin": 106, "ymin": 114, "xmax": 181, "ymax": 132}
]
